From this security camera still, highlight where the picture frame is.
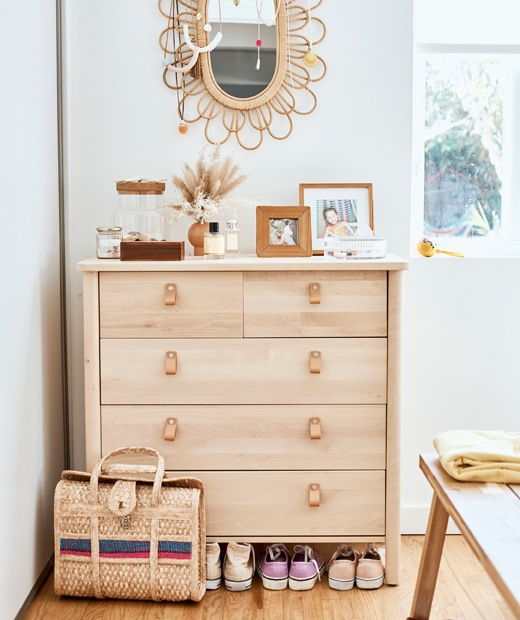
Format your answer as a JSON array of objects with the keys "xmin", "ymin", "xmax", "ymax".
[
  {"xmin": 299, "ymin": 183, "xmax": 374, "ymax": 255},
  {"xmin": 256, "ymin": 206, "xmax": 312, "ymax": 257}
]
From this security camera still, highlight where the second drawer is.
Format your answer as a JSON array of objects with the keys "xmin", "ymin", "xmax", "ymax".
[
  {"xmin": 101, "ymin": 405, "xmax": 387, "ymax": 470},
  {"xmin": 100, "ymin": 338, "xmax": 387, "ymax": 405}
]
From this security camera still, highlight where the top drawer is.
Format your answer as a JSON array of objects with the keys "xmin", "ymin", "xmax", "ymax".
[
  {"xmin": 99, "ymin": 272, "xmax": 243, "ymax": 338},
  {"xmin": 244, "ymin": 271, "xmax": 387, "ymax": 337}
]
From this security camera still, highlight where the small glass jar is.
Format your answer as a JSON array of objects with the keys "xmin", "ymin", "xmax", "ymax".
[
  {"xmin": 96, "ymin": 227, "xmax": 122, "ymax": 259},
  {"xmin": 113, "ymin": 180, "xmax": 169, "ymax": 241}
]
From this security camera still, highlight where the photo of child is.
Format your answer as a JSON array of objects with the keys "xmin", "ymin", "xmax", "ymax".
[
  {"xmin": 316, "ymin": 199, "xmax": 358, "ymax": 238},
  {"xmin": 269, "ymin": 218, "xmax": 298, "ymax": 245}
]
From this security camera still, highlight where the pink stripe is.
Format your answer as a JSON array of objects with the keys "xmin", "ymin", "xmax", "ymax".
[
  {"xmin": 99, "ymin": 552, "xmax": 150, "ymax": 559},
  {"xmin": 61, "ymin": 550, "xmax": 91, "ymax": 557},
  {"xmin": 158, "ymin": 552, "xmax": 192, "ymax": 560}
]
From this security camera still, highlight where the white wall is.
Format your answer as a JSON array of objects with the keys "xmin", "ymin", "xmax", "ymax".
[
  {"xmin": 0, "ymin": 3, "xmax": 64, "ymax": 618},
  {"xmin": 65, "ymin": 0, "xmax": 520, "ymax": 533}
]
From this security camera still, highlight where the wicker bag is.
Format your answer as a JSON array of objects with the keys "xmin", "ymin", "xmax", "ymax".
[{"xmin": 54, "ymin": 446, "xmax": 205, "ymax": 602}]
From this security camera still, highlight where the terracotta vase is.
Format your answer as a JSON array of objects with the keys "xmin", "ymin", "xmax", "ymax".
[{"xmin": 187, "ymin": 221, "xmax": 209, "ymax": 256}]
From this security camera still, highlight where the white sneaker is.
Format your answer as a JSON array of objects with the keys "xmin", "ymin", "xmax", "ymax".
[
  {"xmin": 206, "ymin": 542, "xmax": 222, "ymax": 590},
  {"xmin": 223, "ymin": 542, "xmax": 255, "ymax": 591}
]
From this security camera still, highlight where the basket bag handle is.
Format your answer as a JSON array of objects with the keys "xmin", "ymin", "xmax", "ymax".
[{"xmin": 89, "ymin": 447, "xmax": 165, "ymax": 507}]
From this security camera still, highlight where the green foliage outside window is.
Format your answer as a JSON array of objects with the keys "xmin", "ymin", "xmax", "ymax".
[{"xmin": 424, "ymin": 60, "xmax": 503, "ymax": 237}]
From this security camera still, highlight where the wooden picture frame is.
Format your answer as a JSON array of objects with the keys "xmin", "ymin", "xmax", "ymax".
[
  {"xmin": 256, "ymin": 206, "xmax": 312, "ymax": 257},
  {"xmin": 299, "ymin": 183, "xmax": 374, "ymax": 255}
]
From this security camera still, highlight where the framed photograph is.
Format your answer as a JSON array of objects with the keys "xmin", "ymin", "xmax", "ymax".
[
  {"xmin": 299, "ymin": 183, "xmax": 374, "ymax": 254},
  {"xmin": 256, "ymin": 206, "xmax": 312, "ymax": 257}
]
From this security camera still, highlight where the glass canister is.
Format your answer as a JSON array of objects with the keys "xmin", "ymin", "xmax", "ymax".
[
  {"xmin": 113, "ymin": 180, "xmax": 169, "ymax": 241},
  {"xmin": 96, "ymin": 227, "xmax": 122, "ymax": 258}
]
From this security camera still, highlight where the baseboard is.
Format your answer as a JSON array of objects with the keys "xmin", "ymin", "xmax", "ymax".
[
  {"xmin": 14, "ymin": 555, "xmax": 54, "ymax": 620},
  {"xmin": 401, "ymin": 505, "xmax": 460, "ymax": 535}
]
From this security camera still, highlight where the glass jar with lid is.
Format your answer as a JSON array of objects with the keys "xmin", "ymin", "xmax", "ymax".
[
  {"xmin": 96, "ymin": 227, "xmax": 122, "ymax": 258},
  {"xmin": 113, "ymin": 180, "xmax": 169, "ymax": 241}
]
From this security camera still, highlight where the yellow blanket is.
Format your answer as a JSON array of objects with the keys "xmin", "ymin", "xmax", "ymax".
[{"xmin": 434, "ymin": 430, "xmax": 520, "ymax": 483}]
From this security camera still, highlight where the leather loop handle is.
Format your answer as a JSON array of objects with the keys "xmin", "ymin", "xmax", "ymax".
[
  {"xmin": 90, "ymin": 447, "xmax": 165, "ymax": 506},
  {"xmin": 309, "ymin": 282, "xmax": 321, "ymax": 304},
  {"xmin": 310, "ymin": 351, "xmax": 321, "ymax": 374},
  {"xmin": 309, "ymin": 417, "xmax": 321, "ymax": 440},
  {"xmin": 165, "ymin": 351, "xmax": 177, "ymax": 375},
  {"xmin": 164, "ymin": 283, "xmax": 176, "ymax": 305},
  {"xmin": 164, "ymin": 417, "xmax": 177, "ymax": 441},
  {"xmin": 309, "ymin": 483, "xmax": 320, "ymax": 507}
]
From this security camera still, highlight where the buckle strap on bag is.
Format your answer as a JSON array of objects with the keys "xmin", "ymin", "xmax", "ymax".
[{"xmin": 89, "ymin": 447, "xmax": 165, "ymax": 507}]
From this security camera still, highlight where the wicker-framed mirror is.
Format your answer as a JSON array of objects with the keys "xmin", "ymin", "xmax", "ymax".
[{"xmin": 159, "ymin": 0, "xmax": 326, "ymax": 150}]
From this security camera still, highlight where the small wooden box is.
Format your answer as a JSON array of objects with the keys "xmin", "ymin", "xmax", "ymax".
[{"xmin": 120, "ymin": 241, "xmax": 185, "ymax": 261}]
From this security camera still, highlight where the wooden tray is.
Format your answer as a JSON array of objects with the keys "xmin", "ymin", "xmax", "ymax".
[{"xmin": 120, "ymin": 241, "xmax": 185, "ymax": 261}]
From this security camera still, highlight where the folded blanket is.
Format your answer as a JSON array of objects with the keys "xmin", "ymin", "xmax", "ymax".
[{"xmin": 434, "ymin": 430, "xmax": 520, "ymax": 483}]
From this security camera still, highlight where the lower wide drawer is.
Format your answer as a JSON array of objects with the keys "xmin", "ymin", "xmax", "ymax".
[
  {"xmin": 101, "ymin": 405, "xmax": 386, "ymax": 470},
  {"xmin": 169, "ymin": 471, "xmax": 385, "ymax": 537}
]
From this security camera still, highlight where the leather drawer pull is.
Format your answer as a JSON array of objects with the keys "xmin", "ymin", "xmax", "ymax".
[
  {"xmin": 309, "ymin": 483, "xmax": 320, "ymax": 507},
  {"xmin": 309, "ymin": 417, "xmax": 321, "ymax": 440},
  {"xmin": 165, "ymin": 351, "xmax": 177, "ymax": 375},
  {"xmin": 164, "ymin": 283, "xmax": 177, "ymax": 305},
  {"xmin": 309, "ymin": 351, "xmax": 321, "ymax": 374},
  {"xmin": 164, "ymin": 417, "xmax": 177, "ymax": 441},
  {"xmin": 309, "ymin": 282, "xmax": 321, "ymax": 304}
]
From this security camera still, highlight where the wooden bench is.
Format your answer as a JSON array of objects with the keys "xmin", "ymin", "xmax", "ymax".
[{"xmin": 408, "ymin": 453, "xmax": 520, "ymax": 620}]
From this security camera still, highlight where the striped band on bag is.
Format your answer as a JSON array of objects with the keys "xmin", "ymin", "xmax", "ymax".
[{"xmin": 60, "ymin": 538, "xmax": 192, "ymax": 560}]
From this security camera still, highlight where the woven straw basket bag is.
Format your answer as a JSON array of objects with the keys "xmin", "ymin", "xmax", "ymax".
[{"xmin": 54, "ymin": 446, "xmax": 206, "ymax": 602}]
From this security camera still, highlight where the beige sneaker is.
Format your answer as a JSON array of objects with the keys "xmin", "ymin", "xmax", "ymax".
[
  {"xmin": 355, "ymin": 546, "xmax": 385, "ymax": 590},
  {"xmin": 206, "ymin": 542, "xmax": 222, "ymax": 590},
  {"xmin": 327, "ymin": 544, "xmax": 361, "ymax": 591},
  {"xmin": 223, "ymin": 542, "xmax": 255, "ymax": 591}
]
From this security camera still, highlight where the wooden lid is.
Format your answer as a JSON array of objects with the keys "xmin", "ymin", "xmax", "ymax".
[{"xmin": 116, "ymin": 180, "xmax": 165, "ymax": 194}]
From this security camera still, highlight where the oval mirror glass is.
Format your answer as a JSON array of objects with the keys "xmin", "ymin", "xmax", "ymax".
[{"xmin": 207, "ymin": 0, "xmax": 277, "ymax": 99}]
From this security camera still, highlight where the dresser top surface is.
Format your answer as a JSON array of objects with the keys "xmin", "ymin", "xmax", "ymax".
[{"xmin": 78, "ymin": 254, "xmax": 409, "ymax": 272}]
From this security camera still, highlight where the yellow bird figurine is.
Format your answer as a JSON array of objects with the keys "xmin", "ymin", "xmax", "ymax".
[{"xmin": 417, "ymin": 238, "xmax": 465, "ymax": 258}]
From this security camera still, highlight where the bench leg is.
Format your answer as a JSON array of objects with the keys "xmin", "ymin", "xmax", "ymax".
[{"xmin": 408, "ymin": 493, "xmax": 449, "ymax": 620}]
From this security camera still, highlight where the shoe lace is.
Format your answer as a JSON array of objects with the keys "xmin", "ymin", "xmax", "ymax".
[
  {"xmin": 267, "ymin": 543, "xmax": 288, "ymax": 562},
  {"xmin": 362, "ymin": 545, "xmax": 382, "ymax": 560},
  {"xmin": 293, "ymin": 544, "xmax": 321, "ymax": 581},
  {"xmin": 326, "ymin": 544, "xmax": 356, "ymax": 570}
]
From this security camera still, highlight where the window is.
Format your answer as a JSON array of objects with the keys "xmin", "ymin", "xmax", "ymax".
[{"xmin": 412, "ymin": 0, "xmax": 520, "ymax": 255}]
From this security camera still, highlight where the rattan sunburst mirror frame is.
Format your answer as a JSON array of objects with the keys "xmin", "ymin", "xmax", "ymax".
[{"xmin": 159, "ymin": 0, "xmax": 326, "ymax": 150}]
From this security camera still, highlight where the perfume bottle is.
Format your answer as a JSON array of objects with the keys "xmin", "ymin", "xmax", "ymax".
[
  {"xmin": 204, "ymin": 222, "xmax": 225, "ymax": 259},
  {"xmin": 225, "ymin": 219, "xmax": 240, "ymax": 258}
]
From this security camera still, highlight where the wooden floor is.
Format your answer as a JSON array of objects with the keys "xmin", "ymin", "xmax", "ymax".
[{"xmin": 24, "ymin": 536, "xmax": 515, "ymax": 620}]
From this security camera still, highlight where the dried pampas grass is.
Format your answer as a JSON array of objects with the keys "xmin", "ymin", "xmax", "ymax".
[{"xmin": 168, "ymin": 146, "xmax": 246, "ymax": 223}]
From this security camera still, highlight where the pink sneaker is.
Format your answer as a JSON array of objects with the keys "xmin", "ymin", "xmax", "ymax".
[
  {"xmin": 288, "ymin": 544, "xmax": 325, "ymax": 591},
  {"xmin": 356, "ymin": 546, "xmax": 385, "ymax": 590},
  {"xmin": 327, "ymin": 544, "xmax": 361, "ymax": 591},
  {"xmin": 256, "ymin": 544, "xmax": 291, "ymax": 590}
]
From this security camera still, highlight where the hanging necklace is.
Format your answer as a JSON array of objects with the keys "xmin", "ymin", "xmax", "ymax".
[
  {"xmin": 255, "ymin": 0, "xmax": 282, "ymax": 70},
  {"xmin": 162, "ymin": 0, "xmax": 223, "ymax": 133},
  {"xmin": 161, "ymin": 0, "xmax": 187, "ymax": 133},
  {"xmin": 303, "ymin": 0, "xmax": 317, "ymax": 67}
]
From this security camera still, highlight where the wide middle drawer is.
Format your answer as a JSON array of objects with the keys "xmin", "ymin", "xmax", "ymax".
[
  {"xmin": 101, "ymin": 405, "xmax": 386, "ymax": 470},
  {"xmin": 100, "ymin": 338, "xmax": 387, "ymax": 405}
]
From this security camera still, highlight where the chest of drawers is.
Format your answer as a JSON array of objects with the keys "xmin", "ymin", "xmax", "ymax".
[{"xmin": 78, "ymin": 255, "xmax": 407, "ymax": 585}]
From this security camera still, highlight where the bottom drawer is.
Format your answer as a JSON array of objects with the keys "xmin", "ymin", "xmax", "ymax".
[{"xmin": 170, "ymin": 471, "xmax": 385, "ymax": 537}]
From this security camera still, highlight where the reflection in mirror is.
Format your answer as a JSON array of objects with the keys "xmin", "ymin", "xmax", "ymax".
[{"xmin": 207, "ymin": 0, "xmax": 277, "ymax": 99}]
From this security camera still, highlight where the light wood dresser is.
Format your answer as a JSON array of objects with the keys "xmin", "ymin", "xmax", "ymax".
[{"xmin": 78, "ymin": 255, "xmax": 408, "ymax": 585}]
